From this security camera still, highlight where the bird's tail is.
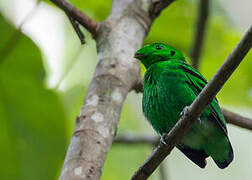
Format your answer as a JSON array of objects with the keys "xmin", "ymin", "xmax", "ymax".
[
  {"xmin": 209, "ymin": 137, "xmax": 234, "ymax": 169},
  {"xmin": 212, "ymin": 142, "xmax": 233, "ymax": 169}
]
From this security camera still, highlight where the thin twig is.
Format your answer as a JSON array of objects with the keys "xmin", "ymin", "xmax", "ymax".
[
  {"xmin": 66, "ymin": 12, "xmax": 85, "ymax": 44},
  {"xmin": 50, "ymin": 0, "xmax": 98, "ymax": 38},
  {"xmin": 113, "ymin": 134, "xmax": 158, "ymax": 145},
  {"xmin": 190, "ymin": 0, "xmax": 209, "ymax": 69},
  {"xmin": 131, "ymin": 25, "xmax": 252, "ymax": 180},
  {"xmin": 223, "ymin": 109, "xmax": 252, "ymax": 130}
]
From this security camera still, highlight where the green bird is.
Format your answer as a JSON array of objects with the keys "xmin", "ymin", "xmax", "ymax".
[{"xmin": 134, "ymin": 43, "xmax": 233, "ymax": 169}]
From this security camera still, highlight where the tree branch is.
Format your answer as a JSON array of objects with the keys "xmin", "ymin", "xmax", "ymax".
[
  {"xmin": 149, "ymin": 0, "xmax": 175, "ymax": 19},
  {"xmin": 132, "ymin": 80, "xmax": 252, "ymax": 131},
  {"xmin": 223, "ymin": 109, "xmax": 252, "ymax": 130},
  {"xmin": 66, "ymin": 12, "xmax": 85, "ymax": 44},
  {"xmin": 190, "ymin": 0, "xmax": 209, "ymax": 69},
  {"xmin": 50, "ymin": 0, "xmax": 98, "ymax": 39},
  {"xmin": 57, "ymin": 0, "xmax": 175, "ymax": 179},
  {"xmin": 113, "ymin": 134, "xmax": 158, "ymax": 145},
  {"xmin": 131, "ymin": 25, "xmax": 252, "ymax": 180}
]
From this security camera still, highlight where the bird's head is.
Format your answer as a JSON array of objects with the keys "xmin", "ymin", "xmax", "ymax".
[{"xmin": 134, "ymin": 43, "xmax": 185, "ymax": 68}]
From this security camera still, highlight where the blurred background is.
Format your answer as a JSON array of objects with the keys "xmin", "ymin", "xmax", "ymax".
[{"xmin": 0, "ymin": 0, "xmax": 251, "ymax": 179}]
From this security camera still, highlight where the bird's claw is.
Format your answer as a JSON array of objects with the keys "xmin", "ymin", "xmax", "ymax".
[
  {"xmin": 180, "ymin": 106, "xmax": 201, "ymax": 122},
  {"xmin": 180, "ymin": 106, "xmax": 190, "ymax": 117},
  {"xmin": 160, "ymin": 133, "xmax": 168, "ymax": 145}
]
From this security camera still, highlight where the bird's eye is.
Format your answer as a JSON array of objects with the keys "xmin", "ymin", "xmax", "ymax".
[
  {"xmin": 171, "ymin": 51, "xmax": 175, "ymax": 56},
  {"xmin": 156, "ymin": 45, "xmax": 163, "ymax": 50}
]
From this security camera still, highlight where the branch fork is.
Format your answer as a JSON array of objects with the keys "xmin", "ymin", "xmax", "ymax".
[{"xmin": 50, "ymin": 0, "xmax": 98, "ymax": 44}]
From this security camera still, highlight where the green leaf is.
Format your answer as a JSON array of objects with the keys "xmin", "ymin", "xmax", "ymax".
[{"xmin": 0, "ymin": 14, "xmax": 67, "ymax": 180}]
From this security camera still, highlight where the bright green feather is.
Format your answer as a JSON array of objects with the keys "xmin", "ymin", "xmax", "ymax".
[{"xmin": 135, "ymin": 43, "xmax": 233, "ymax": 169}]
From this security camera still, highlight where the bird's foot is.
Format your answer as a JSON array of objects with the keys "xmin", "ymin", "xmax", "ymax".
[
  {"xmin": 160, "ymin": 133, "xmax": 168, "ymax": 145},
  {"xmin": 180, "ymin": 106, "xmax": 201, "ymax": 122},
  {"xmin": 180, "ymin": 106, "xmax": 190, "ymax": 117}
]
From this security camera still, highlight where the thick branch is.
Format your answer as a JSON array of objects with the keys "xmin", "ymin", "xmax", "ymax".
[
  {"xmin": 131, "ymin": 25, "xmax": 252, "ymax": 180},
  {"xmin": 190, "ymin": 0, "xmax": 209, "ymax": 69},
  {"xmin": 58, "ymin": 0, "xmax": 164, "ymax": 179},
  {"xmin": 223, "ymin": 109, "xmax": 252, "ymax": 130},
  {"xmin": 50, "ymin": 0, "xmax": 97, "ymax": 38}
]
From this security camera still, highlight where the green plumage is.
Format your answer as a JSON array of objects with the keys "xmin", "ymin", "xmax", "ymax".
[{"xmin": 135, "ymin": 43, "xmax": 233, "ymax": 169}]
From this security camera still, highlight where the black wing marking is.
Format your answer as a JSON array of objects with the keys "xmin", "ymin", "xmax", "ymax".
[{"xmin": 177, "ymin": 145, "xmax": 208, "ymax": 168}]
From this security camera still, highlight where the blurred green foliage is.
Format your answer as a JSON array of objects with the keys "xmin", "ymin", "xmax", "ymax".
[
  {"xmin": 0, "ymin": 14, "xmax": 67, "ymax": 180},
  {"xmin": 0, "ymin": 0, "xmax": 251, "ymax": 180}
]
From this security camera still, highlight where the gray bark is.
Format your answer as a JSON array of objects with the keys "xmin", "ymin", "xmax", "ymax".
[{"xmin": 59, "ymin": 0, "xmax": 153, "ymax": 179}]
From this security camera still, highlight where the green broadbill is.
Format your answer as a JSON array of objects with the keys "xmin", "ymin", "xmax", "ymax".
[{"xmin": 134, "ymin": 43, "xmax": 233, "ymax": 169}]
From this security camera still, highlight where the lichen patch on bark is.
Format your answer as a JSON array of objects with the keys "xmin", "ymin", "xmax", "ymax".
[
  {"xmin": 86, "ymin": 94, "xmax": 99, "ymax": 106},
  {"xmin": 112, "ymin": 88, "xmax": 123, "ymax": 103},
  {"xmin": 74, "ymin": 166, "xmax": 83, "ymax": 176},
  {"xmin": 91, "ymin": 112, "xmax": 104, "ymax": 123}
]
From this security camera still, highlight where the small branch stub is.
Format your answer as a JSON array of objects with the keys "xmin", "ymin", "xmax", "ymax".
[{"xmin": 66, "ymin": 12, "xmax": 85, "ymax": 44}]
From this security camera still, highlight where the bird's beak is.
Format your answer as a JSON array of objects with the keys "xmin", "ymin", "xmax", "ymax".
[{"xmin": 134, "ymin": 52, "xmax": 143, "ymax": 60}]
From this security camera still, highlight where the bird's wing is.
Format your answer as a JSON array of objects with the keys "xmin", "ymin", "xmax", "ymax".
[{"xmin": 179, "ymin": 62, "xmax": 228, "ymax": 136}]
